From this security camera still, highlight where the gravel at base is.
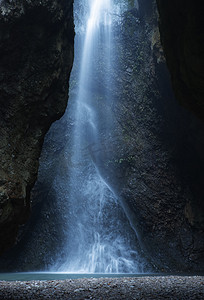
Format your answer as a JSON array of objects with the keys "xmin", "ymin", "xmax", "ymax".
[{"xmin": 0, "ymin": 276, "xmax": 203, "ymax": 299}]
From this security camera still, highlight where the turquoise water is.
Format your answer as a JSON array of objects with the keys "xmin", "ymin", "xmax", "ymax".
[
  {"xmin": 0, "ymin": 272, "xmax": 159, "ymax": 281},
  {"xmin": 0, "ymin": 272, "xmax": 201, "ymax": 281}
]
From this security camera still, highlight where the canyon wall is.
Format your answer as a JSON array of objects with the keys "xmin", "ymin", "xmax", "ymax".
[
  {"xmin": 0, "ymin": 0, "xmax": 74, "ymax": 255},
  {"xmin": 101, "ymin": 0, "xmax": 204, "ymax": 271},
  {"xmin": 156, "ymin": 0, "xmax": 204, "ymax": 120}
]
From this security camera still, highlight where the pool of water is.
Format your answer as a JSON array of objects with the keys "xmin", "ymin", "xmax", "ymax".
[
  {"xmin": 0, "ymin": 272, "xmax": 201, "ymax": 281},
  {"xmin": 0, "ymin": 272, "xmax": 165, "ymax": 281}
]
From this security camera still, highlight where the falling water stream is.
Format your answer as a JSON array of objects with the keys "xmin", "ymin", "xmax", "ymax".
[{"xmin": 51, "ymin": 0, "xmax": 146, "ymax": 273}]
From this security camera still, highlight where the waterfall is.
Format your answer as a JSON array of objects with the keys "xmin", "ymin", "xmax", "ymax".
[{"xmin": 50, "ymin": 0, "xmax": 146, "ymax": 273}]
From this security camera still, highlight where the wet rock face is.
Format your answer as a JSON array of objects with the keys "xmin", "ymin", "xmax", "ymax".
[
  {"xmin": 86, "ymin": 1, "xmax": 204, "ymax": 271},
  {"xmin": 106, "ymin": 3, "xmax": 204, "ymax": 271},
  {"xmin": 0, "ymin": 0, "xmax": 74, "ymax": 255},
  {"xmin": 156, "ymin": 0, "xmax": 204, "ymax": 120}
]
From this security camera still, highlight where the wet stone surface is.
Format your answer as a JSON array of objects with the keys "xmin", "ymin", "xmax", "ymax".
[{"xmin": 0, "ymin": 276, "xmax": 204, "ymax": 299}]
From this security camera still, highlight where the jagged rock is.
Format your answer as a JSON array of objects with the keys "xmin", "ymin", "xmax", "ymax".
[{"xmin": 0, "ymin": 0, "xmax": 74, "ymax": 255}]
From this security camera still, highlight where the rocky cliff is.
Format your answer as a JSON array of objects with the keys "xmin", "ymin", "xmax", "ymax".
[
  {"xmin": 156, "ymin": 0, "xmax": 204, "ymax": 120},
  {"xmin": 104, "ymin": 1, "xmax": 204, "ymax": 271},
  {"xmin": 0, "ymin": 0, "xmax": 74, "ymax": 255}
]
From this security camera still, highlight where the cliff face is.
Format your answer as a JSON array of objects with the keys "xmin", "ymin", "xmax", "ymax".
[
  {"xmin": 156, "ymin": 0, "xmax": 204, "ymax": 120},
  {"xmin": 0, "ymin": 0, "xmax": 74, "ymax": 255},
  {"xmin": 103, "ymin": 1, "xmax": 204, "ymax": 271}
]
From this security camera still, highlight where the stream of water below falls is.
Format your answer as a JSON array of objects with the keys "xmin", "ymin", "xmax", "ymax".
[
  {"xmin": 50, "ymin": 0, "xmax": 146, "ymax": 273},
  {"xmin": 0, "ymin": 272, "xmax": 182, "ymax": 281}
]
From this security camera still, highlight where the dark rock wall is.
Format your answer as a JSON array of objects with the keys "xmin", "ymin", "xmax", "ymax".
[
  {"xmin": 154, "ymin": 0, "xmax": 204, "ymax": 268},
  {"xmin": 101, "ymin": 1, "xmax": 204, "ymax": 271},
  {"xmin": 156, "ymin": 0, "xmax": 204, "ymax": 120},
  {"xmin": 0, "ymin": 0, "xmax": 74, "ymax": 255}
]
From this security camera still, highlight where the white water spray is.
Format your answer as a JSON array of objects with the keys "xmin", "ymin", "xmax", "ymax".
[{"xmin": 51, "ymin": 0, "xmax": 146, "ymax": 273}]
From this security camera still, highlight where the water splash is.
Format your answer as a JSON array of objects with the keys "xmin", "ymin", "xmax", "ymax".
[{"xmin": 51, "ymin": 0, "xmax": 146, "ymax": 273}]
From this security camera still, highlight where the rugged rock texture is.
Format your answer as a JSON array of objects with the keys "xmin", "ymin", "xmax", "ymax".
[
  {"xmin": 0, "ymin": 0, "xmax": 74, "ymax": 255},
  {"xmin": 104, "ymin": 1, "xmax": 204, "ymax": 271},
  {"xmin": 156, "ymin": 0, "xmax": 204, "ymax": 120}
]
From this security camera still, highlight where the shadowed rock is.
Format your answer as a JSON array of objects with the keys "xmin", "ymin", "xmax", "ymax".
[
  {"xmin": 156, "ymin": 0, "xmax": 204, "ymax": 120},
  {"xmin": 0, "ymin": 0, "xmax": 74, "ymax": 255}
]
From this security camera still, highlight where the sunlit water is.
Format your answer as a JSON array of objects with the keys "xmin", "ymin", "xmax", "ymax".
[{"xmin": 50, "ymin": 0, "xmax": 146, "ymax": 273}]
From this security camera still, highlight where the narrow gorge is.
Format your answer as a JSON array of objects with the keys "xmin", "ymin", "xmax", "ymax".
[{"xmin": 0, "ymin": 0, "xmax": 203, "ymax": 274}]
